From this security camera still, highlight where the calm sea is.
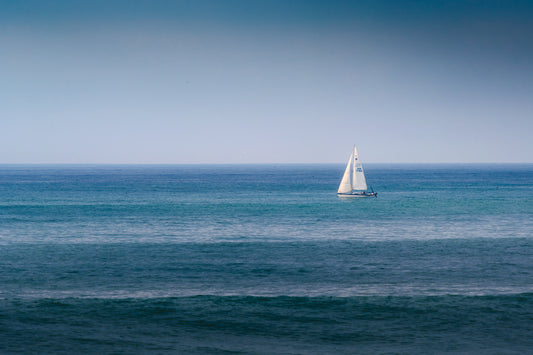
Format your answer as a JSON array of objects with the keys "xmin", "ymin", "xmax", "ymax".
[{"xmin": 1, "ymin": 164, "xmax": 532, "ymax": 354}]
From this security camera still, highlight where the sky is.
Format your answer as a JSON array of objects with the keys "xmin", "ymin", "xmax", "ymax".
[{"xmin": 1, "ymin": 0, "xmax": 532, "ymax": 164}]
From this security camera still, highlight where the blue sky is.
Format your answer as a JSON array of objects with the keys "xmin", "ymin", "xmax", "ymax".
[{"xmin": 1, "ymin": 0, "xmax": 532, "ymax": 163}]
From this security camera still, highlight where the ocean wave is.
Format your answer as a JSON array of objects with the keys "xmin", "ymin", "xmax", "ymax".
[{"xmin": 2, "ymin": 294, "xmax": 533, "ymax": 354}]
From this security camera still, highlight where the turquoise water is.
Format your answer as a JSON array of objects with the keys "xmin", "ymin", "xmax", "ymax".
[{"xmin": 1, "ymin": 164, "xmax": 532, "ymax": 353}]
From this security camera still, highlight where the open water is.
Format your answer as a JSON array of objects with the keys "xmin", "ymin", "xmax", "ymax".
[{"xmin": 0, "ymin": 164, "xmax": 532, "ymax": 354}]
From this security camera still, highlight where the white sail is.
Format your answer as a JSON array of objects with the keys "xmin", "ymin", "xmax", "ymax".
[
  {"xmin": 337, "ymin": 153, "xmax": 353, "ymax": 194},
  {"xmin": 351, "ymin": 146, "xmax": 368, "ymax": 191},
  {"xmin": 338, "ymin": 146, "xmax": 368, "ymax": 194}
]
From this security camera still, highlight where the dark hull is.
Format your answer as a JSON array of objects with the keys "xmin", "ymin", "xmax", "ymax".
[{"xmin": 337, "ymin": 192, "xmax": 377, "ymax": 198}]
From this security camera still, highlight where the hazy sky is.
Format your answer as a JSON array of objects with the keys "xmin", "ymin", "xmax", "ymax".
[{"xmin": 1, "ymin": 0, "xmax": 532, "ymax": 163}]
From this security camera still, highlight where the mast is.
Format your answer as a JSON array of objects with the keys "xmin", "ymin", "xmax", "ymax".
[{"xmin": 351, "ymin": 145, "xmax": 357, "ymax": 190}]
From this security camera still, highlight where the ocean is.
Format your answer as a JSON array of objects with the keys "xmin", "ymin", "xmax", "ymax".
[{"xmin": 0, "ymin": 164, "xmax": 532, "ymax": 354}]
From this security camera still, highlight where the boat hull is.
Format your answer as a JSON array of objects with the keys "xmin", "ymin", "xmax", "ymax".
[{"xmin": 337, "ymin": 192, "xmax": 377, "ymax": 198}]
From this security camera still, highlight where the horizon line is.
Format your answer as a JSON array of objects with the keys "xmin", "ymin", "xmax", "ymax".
[{"xmin": 1, "ymin": 162, "xmax": 532, "ymax": 166}]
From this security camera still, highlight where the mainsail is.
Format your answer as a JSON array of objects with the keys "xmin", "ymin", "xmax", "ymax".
[
  {"xmin": 352, "ymin": 146, "xmax": 367, "ymax": 191},
  {"xmin": 337, "ymin": 146, "xmax": 368, "ymax": 194}
]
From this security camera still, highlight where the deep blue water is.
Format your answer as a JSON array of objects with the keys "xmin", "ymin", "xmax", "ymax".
[{"xmin": 0, "ymin": 164, "xmax": 532, "ymax": 354}]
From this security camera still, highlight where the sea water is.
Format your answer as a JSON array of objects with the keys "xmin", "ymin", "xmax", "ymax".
[{"xmin": 0, "ymin": 164, "xmax": 532, "ymax": 354}]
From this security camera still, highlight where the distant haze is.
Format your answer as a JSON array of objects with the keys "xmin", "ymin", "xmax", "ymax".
[{"xmin": 1, "ymin": 1, "xmax": 532, "ymax": 163}]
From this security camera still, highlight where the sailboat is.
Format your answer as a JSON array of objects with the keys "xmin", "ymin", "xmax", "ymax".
[{"xmin": 337, "ymin": 146, "xmax": 377, "ymax": 197}]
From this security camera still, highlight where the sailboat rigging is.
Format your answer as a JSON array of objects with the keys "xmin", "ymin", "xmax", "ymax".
[{"xmin": 337, "ymin": 146, "xmax": 377, "ymax": 197}]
